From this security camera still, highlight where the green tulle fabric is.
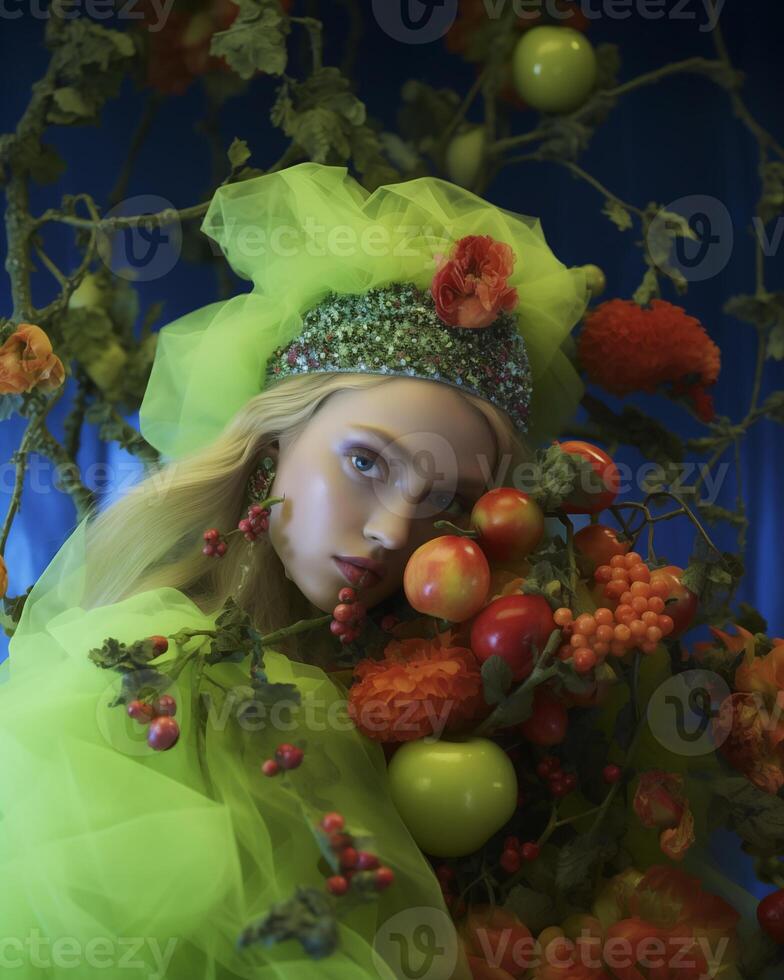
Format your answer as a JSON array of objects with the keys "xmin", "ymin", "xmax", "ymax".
[
  {"xmin": 0, "ymin": 517, "xmax": 471, "ymax": 979},
  {"xmin": 138, "ymin": 162, "xmax": 589, "ymax": 461}
]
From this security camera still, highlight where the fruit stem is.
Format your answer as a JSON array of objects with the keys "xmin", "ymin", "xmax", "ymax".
[
  {"xmin": 432, "ymin": 519, "xmax": 479, "ymax": 538},
  {"xmin": 258, "ymin": 614, "xmax": 333, "ymax": 647}
]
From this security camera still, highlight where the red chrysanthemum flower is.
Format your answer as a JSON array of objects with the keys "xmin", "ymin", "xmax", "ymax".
[
  {"xmin": 347, "ymin": 632, "xmax": 488, "ymax": 743},
  {"xmin": 578, "ymin": 299, "xmax": 721, "ymax": 421}
]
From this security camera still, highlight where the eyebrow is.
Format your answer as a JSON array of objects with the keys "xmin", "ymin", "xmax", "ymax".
[{"xmin": 345, "ymin": 424, "xmax": 490, "ymax": 492}]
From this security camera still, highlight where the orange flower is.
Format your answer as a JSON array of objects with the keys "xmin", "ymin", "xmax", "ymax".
[
  {"xmin": 348, "ymin": 632, "xmax": 488, "ymax": 742},
  {"xmin": 632, "ymin": 771, "xmax": 695, "ymax": 861},
  {"xmin": 0, "ymin": 323, "xmax": 65, "ymax": 395},
  {"xmin": 715, "ymin": 693, "xmax": 784, "ymax": 795},
  {"xmin": 431, "ymin": 235, "xmax": 518, "ymax": 329},
  {"xmin": 578, "ymin": 300, "xmax": 721, "ymax": 421}
]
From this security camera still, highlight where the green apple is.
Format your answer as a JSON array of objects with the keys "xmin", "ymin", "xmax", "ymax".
[
  {"xmin": 387, "ymin": 736, "xmax": 518, "ymax": 858},
  {"xmin": 445, "ymin": 125, "xmax": 486, "ymax": 189}
]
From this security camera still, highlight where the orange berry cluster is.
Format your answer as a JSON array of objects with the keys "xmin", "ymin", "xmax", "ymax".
[{"xmin": 554, "ymin": 554, "xmax": 674, "ymax": 672}]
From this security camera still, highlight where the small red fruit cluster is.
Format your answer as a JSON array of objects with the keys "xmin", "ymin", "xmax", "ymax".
[
  {"xmin": 319, "ymin": 812, "xmax": 394, "ymax": 897},
  {"xmin": 128, "ymin": 692, "xmax": 179, "ymax": 751},
  {"xmin": 536, "ymin": 755, "xmax": 577, "ymax": 798},
  {"xmin": 202, "ymin": 504, "xmax": 271, "ymax": 558},
  {"xmin": 238, "ymin": 503, "xmax": 271, "ymax": 541},
  {"xmin": 434, "ymin": 864, "xmax": 466, "ymax": 917},
  {"xmin": 329, "ymin": 587, "xmax": 367, "ymax": 646},
  {"xmin": 260, "ymin": 742, "xmax": 304, "ymax": 777},
  {"xmin": 499, "ymin": 835, "xmax": 541, "ymax": 874}
]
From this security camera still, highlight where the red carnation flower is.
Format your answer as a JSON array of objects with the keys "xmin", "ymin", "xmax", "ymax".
[
  {"xmin": 431, "ymin": 235, "xmax": 519, "ymax": 329},
  {"xmin": 578, "ymin": 299, "xmax": 721, "ymax": 421}
]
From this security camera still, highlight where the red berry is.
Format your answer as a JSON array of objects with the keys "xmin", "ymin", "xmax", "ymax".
[
  {"xmin": 500, "ymin": 849, "xmax": 521, "ymax": 874},
  {"xmin": 351, "ymin": 603, "xmax": 367, "ymax": 622},
  {"xmin": 562, "ymin": 772, "xmax": 578, "ymax": 792},
  {"xmin": 549, "ymin": 776, "xmax": 570, "ymax": 798},
  {"xmin": 275, "ymin": 743, "xmax": 304, "ymax": 770},
  {"xmin": 603, "ymin": 764, "xmax": 622, "ymax": 784},
  {"xmin": 261, "ymin": 759, "xmax": 280, "ymax": 777},
  {"xmin": 338, "ymin": 587, "xmax": 357, "ymax": 604},
  {"xmin": 333, "ymin": 603, "xmax": 355, "ymax": 624},
  {"xmin": 203, "ymin": 528, "xmax": 220, "ymax": 542},
  {"xmin": 238, "ymin": 519, "xmax": 251, "ymax": 533},
  {"xmin": 356, "ymin": 851, "xmax": 380, "ymax": 871},
  {"xmin": 435, "ymin": 863, "xmax": 454, "ymax": 884},
  {"xmin": 150, "ymin": 635, "xmax": 168, "ymax": 654},
  {"xmin": 328, "ymin": 831, "xmax": 353, "ymax": 851},
  {"xmin": 536, "ymin": 756, "xmax": 561, "ymax": 779},
  {"xmin": 152, "ymin": 694, "xmax": 177, "ymax": 717},
  {"xmin": 215, "ymin": 541, "xmax": 227, "ymax": 556},
  {"xmin": 380, "ymin": 614, "xmax": 399, "ymax": 632},
  {"xmin": 321, "ymin": 812, "xmax": 345, "ymax": 833},
  {"xmin": 127, "ymin": 699, "xmax": 154, "ymax": 724},
  {"xmin": 329, "ymin": 620, "xmax": 348, "ymax": 636},
  {"xmin": 326, "ymin": 875, "xmax": 350, "ymax": 896},
  {"xmin": 147, "ymin": 716, "xmax": 179, "ymax": 751},
  {"xmin": 757, "ymin": 889, "xmax": 784, "ymax": 944},
  {"xmin": 504, "ymin": 835, "xmax": 521, "ymax": 852},
  {"xmin": 374, "ymin": 867, "xmax": 395, "ymax": 891},
  {"xmin": 202, "ymin": 544, "xmax": 216, "ymax": 556},
  {"xmin": 521, "ymin": 842, "xmax": 541, "ymax": 861},
  {"xmin": 339, "ymin": 847, "xmax": 358, "ymax": 870}
]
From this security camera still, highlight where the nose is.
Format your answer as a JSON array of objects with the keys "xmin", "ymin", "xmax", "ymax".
[{"xmin": 363, "ymin": 482, "xmax": 423, "ymax": 552}]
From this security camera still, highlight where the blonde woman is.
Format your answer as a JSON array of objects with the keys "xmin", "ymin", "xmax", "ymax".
[{"xmin": 0, "ymin": 163, "xmax": 588, "ymax": 979}]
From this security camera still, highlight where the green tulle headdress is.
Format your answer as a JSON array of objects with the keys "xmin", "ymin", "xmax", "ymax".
[{"xmin": 139, "ymin": 162, "xmax": 589, "ymax": 461}]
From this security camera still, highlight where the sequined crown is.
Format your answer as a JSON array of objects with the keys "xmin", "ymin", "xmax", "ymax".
[{"xmin": 264, "ymin": 236, "xmax": 533, "ymax": 431}]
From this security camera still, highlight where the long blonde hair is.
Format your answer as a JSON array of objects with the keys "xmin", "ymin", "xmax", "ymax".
[{"xmin": 83, "ymin": 373, "xmax": 531, "ymax": 659}]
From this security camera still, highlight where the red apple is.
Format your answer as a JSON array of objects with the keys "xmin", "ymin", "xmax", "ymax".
[
  {"xmin": 470, "ymin": 488, "xmax": 545, "ymax": 563},
  {"xmin": 404, "ymin": 535, "xmax": 490, "ymax": 623},
  {"xmin": 558, "ymin": 440, "xmax": 620, "ymax": 515},
  {"xmin": 470, "ymin": 594, "xmax": 556, "ymax": 681}
]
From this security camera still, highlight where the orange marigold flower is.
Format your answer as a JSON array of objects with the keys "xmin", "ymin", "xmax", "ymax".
[
  {"xmin": 0, "ymin": 323, "xmax": 65, "ymax": 395},
  {"xmin": 632, "ymin": 771, "xmax": 696, "ymax": 861},
  {"xmin": 578, "ymin": 299, "xmax": 721, "ymax": 421},
  {"xmin": 715, "ymin": 693, "xmax": 784, "ymax": 795},
  {"xmin": 348, "ymin": 632, "xmax": 488, "ymax": 743}
]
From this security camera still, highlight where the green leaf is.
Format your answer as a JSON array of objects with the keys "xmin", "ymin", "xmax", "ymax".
[
  {"xmin": 88, "ymin": 636, "xmax": 158, "ymax": 672},
  {"xmin": 237, "ymin": 886, "xmax": 338, "ymax": 959},
  {"xmin": 228, "ymin": 137, "xmax": 251, "ymax": 171},
  {"xmin": 603, "ymin": 199, "xmax": 632, "ymax": 232},
  {"xmin": 52, "ymin": 87, "xmax": 92, "ymax": 120},
  {"xmin": 271, "ymin": 68, "xmax": 366, "ymax": 164},
  {"xmin": 556, "ymin": 834, "xmax": 617, "ymax": 892},
  {"xmin": 711, "ymin": 777, "xmax": 784, "ymax": 851},
  {"xmin": 632, "ymin": 266, "xmax": 660, "ymax": 306},
  {"xmin": 758, "ymin": 161, "xmax": 784, "ymax": 224},
  {"xmin": 481, "ymin": 655, "xmax": 514, "ymax": 706},
  {"xmin": 210, "ymin": 0, "xmax": 289, "ymax": 80},
  {"xmin": 503, "ymin": 885, "xmax": 558, "ymax": 934}
]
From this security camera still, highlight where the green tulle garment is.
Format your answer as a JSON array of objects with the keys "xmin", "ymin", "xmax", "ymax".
[{"xmin": 0, "ymin": 518, "xmax": 470, "ymax": 980}]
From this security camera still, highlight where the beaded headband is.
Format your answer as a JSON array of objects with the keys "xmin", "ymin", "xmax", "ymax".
[{"xmin": 263, "ymin": 237, "xmax": 533, "ymax": 432}]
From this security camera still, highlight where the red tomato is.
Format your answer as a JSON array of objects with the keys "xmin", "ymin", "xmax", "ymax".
[
  {"xmin": 757, "ymin": 889, "xmax": 784, "ymax": 944},
  {"xmin": 519, "ymin": 686, "xmax": 568, "ymax": 746},
  {"xmin": 574, "ymin": 524, "xmax": 630, "ymax": 576},
  {"xmin": 649, "ymin": 564, "xmax": 698, "ymax": 636},
  {"xmin": 471, "ymin": 488, "xmax": 545, "ymax": 563},
  {"xmin": 470, "ymin": 594, "xmax": 556, "ymax": 681},
  {"xmin": 558, "ymin": 441, "xmax": 621, "ymax": 515},
  {"xmin": 404, "ymin": 536, "xmax": 490, "ymax": 623},
  {"xmin": 461, "ymin": 905, "xmax": 535, "ymax": 977}
]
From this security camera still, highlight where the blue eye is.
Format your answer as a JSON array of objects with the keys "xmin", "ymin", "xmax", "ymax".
[{"xmin": 349, "ymin": 452, "xmax": 378, "ymax": 474}]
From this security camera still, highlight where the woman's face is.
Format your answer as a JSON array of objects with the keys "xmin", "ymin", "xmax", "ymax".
[{"xmin": 266, "ymin": 378, "xmax": 498, "ymax": 613}]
